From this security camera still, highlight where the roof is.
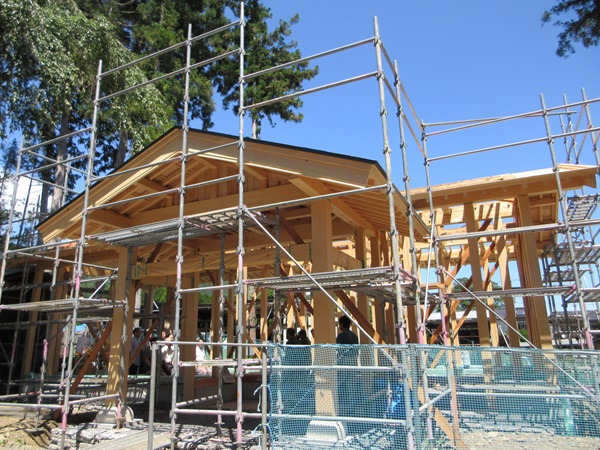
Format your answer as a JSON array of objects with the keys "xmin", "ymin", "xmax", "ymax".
[{"xmin": 35, "ymin": 128, "xmax": 428, "ymax": 281}]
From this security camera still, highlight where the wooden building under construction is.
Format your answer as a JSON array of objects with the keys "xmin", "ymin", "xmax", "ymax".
[
  {"xmin": 1, "ymin": 9, "xmax": 599, "ymax": 448},
  {"xmin": 2, "ymin": 125, "xmax": 599, "ymax": 397}
]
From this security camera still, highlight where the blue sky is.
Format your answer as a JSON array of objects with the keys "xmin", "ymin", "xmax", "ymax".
[{"xmin": 210, "ymin": 1, "xmax": 600, "ymax": 189}]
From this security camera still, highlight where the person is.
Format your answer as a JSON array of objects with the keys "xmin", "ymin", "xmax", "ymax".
[
  {"xmin": 281, "ymin": 327, "xmax": 313, "ymax": 435},
  {"xmin": 161, "ymin": 334, "xmax": 176, "ymax": 376},
  {"xmin": 285, "ymin": 327, "xmax": 300, "ymax": 345},
  {"xmin": 195, "ymin": 338, "xmax": 210, "ymax": 375},
  {"xmin": 76, "ymin": 326, "xmax": 91, "ymax": 356},
  {"xmin": 297, "ymin": 329, "xmax": 311, "ymax": 345},
  {"xmin": 336, "ymin": 315, "xmax": 358, "ymax": 345},
  {"xmin": 336, "ymin": 315, "xmax": 359, "ymax": 430},
  {"xmin": 140, "ymin": 335, "xmax": 152, "ymax": 373},
  {"xmin": 129, "ymin": 327, "xmax": 143, "ymax": 375}
]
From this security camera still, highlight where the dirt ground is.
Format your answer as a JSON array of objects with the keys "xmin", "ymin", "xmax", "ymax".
[
  {"xmin": 2, "ymin": 410, "xmax": 600, "ymax": 449},
  {"xmin": 0, "ymin": 403, "xmax": 263, "ymax": 449},
  {"xmin": 0, "ymin": 415, "xmax": 57, "ymax": 449}
]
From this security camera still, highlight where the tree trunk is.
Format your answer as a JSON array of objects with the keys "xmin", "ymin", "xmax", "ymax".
[
  {"xmin": 51, "ymin": 113, "xmax": 71, "ymax": 212},
  {"xmin": 252, "ymin": 117, "xmax": 258, "ymax": 139},
  {"xmin": 115, "ymin": 129, "xmax": 129, "ymax": 168}
]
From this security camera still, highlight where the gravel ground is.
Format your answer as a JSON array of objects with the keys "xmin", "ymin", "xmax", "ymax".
[
  {"xmin": 0, "ymin": 402, "xmax": 265, "ymax": 449},
  {"xmin": 2, "ymin": 404, "xmax": 600, "ymax": 449}
]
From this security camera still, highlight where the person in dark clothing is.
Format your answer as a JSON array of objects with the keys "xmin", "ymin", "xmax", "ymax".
[
  {"xmin": 336, "ymin": 315, "xmax": 359, "ymax": 430},
  {"xmin": 297, "ymin": 329, "xmax": 311, "ymax": 345},
  {"xmin": 286, "ymin": 327, "xmax": 301, "ymax": 345},
  {"xmin": 336, "ymin": 315, "xmax": 358, "ymax": 345}
]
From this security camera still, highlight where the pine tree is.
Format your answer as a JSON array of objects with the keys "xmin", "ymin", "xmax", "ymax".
[{"xmin": 213, "ymin": 0, "xmax": 319, "ymax": 139}]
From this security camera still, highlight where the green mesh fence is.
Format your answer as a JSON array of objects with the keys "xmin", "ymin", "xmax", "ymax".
[{"xmin": 266, "ymin": 344, "xmax": 600, "ymax": 449}]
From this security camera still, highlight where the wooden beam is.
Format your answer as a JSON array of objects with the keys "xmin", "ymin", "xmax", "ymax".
[
  {"xmin": 515, "ymin": 195, "xmax": 552, "ymax": 348},
  {"xmin": 335, "ymin": 290, "xmax": 386, "ymax": 344},
  {"xmin": 88, "ymin": 209, "xmax": 133, "ymax": 229},
  {"xmin": 465, "ymin": 204, "xmax": 491, "ymax": 347},
  {"xmin": 70, "ymin": 321, "xmax": 113, "ymax": 394},
  {"xmin": 132, "ymin": 183, "xmax": 306, "ymax": 226},
  {"xmin": 290, "ymin": 177, "xmax": 377, "ymax": 238}
]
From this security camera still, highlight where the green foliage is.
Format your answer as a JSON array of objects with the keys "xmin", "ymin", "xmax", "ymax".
[
  {"xmin": 153, "ymin": 286, "xmax": 167, "ymax": 304},
  {"xmin": 452, "ymin": 276, "xmax": 504, "ymax": 310},
  {"xmin": 542, "ymin": 0, "xmax": 600, "ymax": 56},
  {"xmin": 199, "ymin": 291, "xmax": 213, "ymax": 304},
  {"xmin": 0, "ymin": 0, "xmax": 314, "ymax": 219},
  {"xmin": 213, "ymin": 0, "xmax": 319, "ymax": 138}
]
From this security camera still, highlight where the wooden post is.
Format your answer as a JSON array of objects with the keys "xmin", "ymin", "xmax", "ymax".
[
  {"xmin": 182, "ymin": 275, "xmax": 198, "ymax": 401},
  {"xmin": 380, "ymin": 231, "xmax": 396, "ymax": 344},
  {"xmin": 370, "ymin": 234, "xmax": 386, "ymax": 341},
  {"xmin": 311, "ymin": 200, "xmax": 335, "ymax": 344},
  {"xmin": 516, "ymin": 195, "xmax": 552, "ymax": 348},
  {"xmin": 464, "ymin": 203, "xmax": 491, "ymax": 347},
  {"xmin": 47, "ymin": 266, "xmax": 67, "ymax": 375},
  {"xmin": 311, "ymin": 200, "xmax": 337, "ymax": 417},
  {"xmin": 355, "ymin": 228, "xmax": 371, "ymax": 344},
  {"xmin": 495, "ymin": 233, "xmax": 521, "ymax": 347},
  {"xmin": 106, "ymin": 247, "xmax": 129, "ymax": 403},
  {"xmin": 21, "ymin": 264, "xmax": 47, "ymax": 375}
]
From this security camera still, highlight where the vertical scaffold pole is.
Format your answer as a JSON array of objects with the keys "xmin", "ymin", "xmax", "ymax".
[
  {"xmin": 171, "ymin": 23, "xmax": 193, "ymax": 445},
  {"xmin": 373, "ymin": 17, "xmax": 414, "ymax": 450},
  {"xmin": 60, "ymin": 59, "xmax": 103, "ymax": 450},
  {"xmin": 373, "ymin": 18, "xmax": 406, "ymax": 345},
  {"xmin": 392, "ymin": 59, "xmax": 433, "ymax": 440},
  {"xmin": 216, "ymin": 233, "xmax": 226, "ymax": 437},
  {"xmin": 391, "ymin": 60, "xmax": 425, "ymax": 343},
  {"xmin": 581, "ymin": 88, "xmax": 600, "ymax": 166},
  {"xmin": 540, "ymin": 93, "xmax": 593, "ymax": 349},
  {"xmin": 235, "ymin": 2, "xmax": 246, "ymax": 444}
]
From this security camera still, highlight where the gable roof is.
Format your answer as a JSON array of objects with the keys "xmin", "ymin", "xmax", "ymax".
[{"xmin": 38, "ymin": 128, "xmax": 428, "ymax": 247}]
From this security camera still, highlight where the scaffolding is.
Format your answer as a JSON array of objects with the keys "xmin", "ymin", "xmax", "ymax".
[{"xmin": 0, "ymin": 1, "xmax": 599, "ymax": 449}]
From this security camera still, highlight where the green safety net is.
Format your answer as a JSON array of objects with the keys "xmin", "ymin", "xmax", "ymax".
[{"xmin": 266, "ymin": 344, "xmax": 600, "ymax": 449}]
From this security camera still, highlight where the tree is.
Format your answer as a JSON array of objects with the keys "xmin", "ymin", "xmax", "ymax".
[
  {"xmin": 1, "ymin": 0, "xmax": 315, "ymax": 222},
  {"xmin": 213, "ymin": 0, "xmax": 319, "ymax": 139},
  {"xmin": 0, "ymin": 0, "xmax": 172, "ymax": 216},
  {"xmin": 0, "ymin": 140, "xmax": 17, "ymax": 249},
  {"xmin": 543, "ymin": 0, "xmax": 600, "ymax": 57}
]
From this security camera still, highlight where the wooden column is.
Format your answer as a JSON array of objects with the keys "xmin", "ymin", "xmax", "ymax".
[
  {"xmin": 182, "ymin": 275, "xmax": 198, "ymax": 401},
  {"xmin": 401, "ymin": 236, "xmax": 418, "ymax": 343},
  {"xmin": 260, "ymin": 287, "xmax": 268, "ymax": 342},
  {"xmin": 495, "ymin": 233, "xmax": 521, "ymax": 347},
  {"xmin": 355, "ymin": 228, "xmax": 370, "ymax": 344},
  {"xmin": 227, "ymin": 274, "xmax": 235, "ymax": 349},
  {"xmin": 311, "ymin": 200, "xmax": 336, "ymax": 344},
  {"xmin": 380, "ymin": 231, "xmax": 396, "ymax": 344},
  {"xmin": 516, "ymin": 195, "xmax": 552, "ymax": 349},
  {"xmin": 464, "ymin": 203, "xmax": 491, "ymax": 346},
  {"xmin": 106, "ymin": 247, "xmax": 130, "ymax": 402},
  {"xmin": 483, "ymin": 258, "xmax": 500, "ymax": 347},
  {"xmin": 370, "ymin": 234, "xmax": 385, "ymax": 340},
  {"xmin": 47, "ymin": 266, "xmax": 68, "ymax": 375},
  {"xmin": 22, "ymin": 264, "xmax": 47, "ymax": 375},
  {"xmin": 311, "ymin": 200, "xmax": 336, "ymax": 417},
  {"xmin": 211, "ymin": 273, "xmax": 223, "ymax": 362}
]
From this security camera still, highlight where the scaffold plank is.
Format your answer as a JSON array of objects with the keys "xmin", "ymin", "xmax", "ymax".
[
  {"xmin": 0, "ymin": 298, "xmax": 124, "ymax": 313},
  {"xmin": 443, "ymin": 285, "xmax": 573, "ymax": 301}
]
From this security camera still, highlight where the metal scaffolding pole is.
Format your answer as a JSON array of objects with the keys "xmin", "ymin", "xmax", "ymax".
[
  {"xmin": 235, "ymin": 2, "xmax": 246, "ymax": 444},
  {"xmin": 373, "ymin": 18, "xmax": 406, "ymax": 345},
  {"xmin": 541, "ymin": 93, "xmax": 593, "ymax": 349},
  {"xmin": 60, "ymin": 58, "xmax": 104, "ymax": 450},
  {"xmin": 170, "ymin": 22, "xmax": 194, "ymax": 444}
]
